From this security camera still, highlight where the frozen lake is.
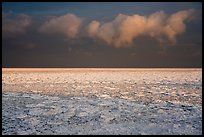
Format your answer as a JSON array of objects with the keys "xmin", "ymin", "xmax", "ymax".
[{"xmin": 2, "ymin": 68, "xmax": 202, "ymax": 135}]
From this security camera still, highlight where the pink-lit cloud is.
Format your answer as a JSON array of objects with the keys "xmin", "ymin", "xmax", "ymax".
[
  {"xmin": 39, "ymin": 13, "xmax": 82, "ymax": 38},
  {"xmin": 87, "ymin": 9, "xmax": 194, "ymax": 48}
]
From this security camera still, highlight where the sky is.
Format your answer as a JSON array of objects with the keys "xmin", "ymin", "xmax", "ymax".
[{"xmin": 2, "ymin": 2, "xmax": 202, "ymax": 68}]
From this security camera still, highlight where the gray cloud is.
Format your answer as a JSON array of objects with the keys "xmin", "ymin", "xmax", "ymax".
[
  {"xmin": 2, "ymin": 12, "xmax": 32, "ymax": 37},
  {"xmin": 87, "ymin": 9, "xmax": 194, "ymax": 48},
  {"xmin": 39, "ymin": 13, "xmax": 83, "ymax": 38}
]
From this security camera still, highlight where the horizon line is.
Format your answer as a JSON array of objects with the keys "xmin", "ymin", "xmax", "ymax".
[{"xmin": 2, "ymin": 67, "xmax": 202, "ymax": 71}]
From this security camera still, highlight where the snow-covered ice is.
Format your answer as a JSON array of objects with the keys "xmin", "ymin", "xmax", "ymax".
[{"xmin": 2, "ymin": 68, "xmax": 202, "ymax": 135}]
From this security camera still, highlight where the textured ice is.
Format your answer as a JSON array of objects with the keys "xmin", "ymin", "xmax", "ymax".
[{"xmin": 2, "ymin": 68, "xmax": 202, "ymax": 135}]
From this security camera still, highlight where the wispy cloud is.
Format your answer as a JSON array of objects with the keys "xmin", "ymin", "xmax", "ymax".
[{"xmin": 87, "ymin": 9, "xmax": 194, "ymax": 48}]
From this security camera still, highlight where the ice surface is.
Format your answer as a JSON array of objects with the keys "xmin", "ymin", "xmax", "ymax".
[{"xmin": 2, "ymin": 68, "xmax": 202, "ymax": 135}]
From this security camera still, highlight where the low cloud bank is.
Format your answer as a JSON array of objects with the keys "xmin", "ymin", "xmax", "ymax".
[{"xmin": 87, "ymin": 9, "xmax": 194, "ymax": 48}]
